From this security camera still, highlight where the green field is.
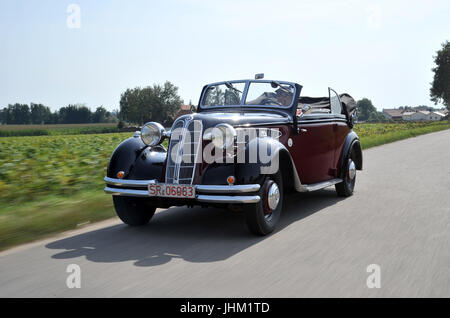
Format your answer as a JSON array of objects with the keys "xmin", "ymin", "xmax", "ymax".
[
  {"xmin": 1, "ymin": 120, "xmax": 450, "ymax": 251},
  {"xmin": 353, "ymin": 121, "xmax": 450, "ymax": 149},
  {"xmin": 0, "ymin": 123, "xmax": 119, "ymax": 137}
]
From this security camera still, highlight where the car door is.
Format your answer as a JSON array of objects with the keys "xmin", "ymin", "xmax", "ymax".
[
  {"xmin": 291, "ymin": 107, "xmax": 336, "ymax": 185},
  {"xmin": 329, "ymin": 88, "xmax": 351, "ymax": 173}
]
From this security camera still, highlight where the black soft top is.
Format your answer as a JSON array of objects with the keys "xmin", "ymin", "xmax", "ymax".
[{"xmin": 298, "ymin": 94, "xmax": 356, "ymax": 118}]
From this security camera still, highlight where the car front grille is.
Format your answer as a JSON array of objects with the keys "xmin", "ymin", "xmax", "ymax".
[{"xmin": 165, "ymin": 117, "xmax": 203, "ymax": 184}]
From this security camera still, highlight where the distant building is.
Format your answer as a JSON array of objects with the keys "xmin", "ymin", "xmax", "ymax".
[
  {"xmin": 383, "ymin": 109, "xmax": 403, "ymax": 121},
  {"xmin": 385, "ymin": 108, "xmax": 446, "ymax": 121},
  {"xmin": 177, "ymin": 104, "xmax": 192, "ymax": 116},
  {"xmin": 401, "ymin": 111, "xmax": 416, "ymax": 121},
  {"xmin": 430, "ymin": 111, "xmax": 446, "ymax": 121},
  {"xmin": 409, "ymin": 110, "xmax": 430, "ymax": 121}
]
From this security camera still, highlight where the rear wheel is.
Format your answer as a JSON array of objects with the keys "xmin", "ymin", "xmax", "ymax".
[
  {"xmin": 335, "ymin": 148, "xmax": 357, "ymax": 197},
  {"xmin": 245, "ymin": 170, "xmax": 283, "ymax": 235},
  {"xmin": 113, "ymin": 196, "xmax": 156, "ymax": 226}
]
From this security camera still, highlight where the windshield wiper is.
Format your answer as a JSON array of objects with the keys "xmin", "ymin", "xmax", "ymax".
[
  {"xmin": 225, "ymin": 82, "xmax": 242, "ymax": 94},
  {"xmin": 270, "ymin": 81, "xmax": 292, "ymax": 94}
]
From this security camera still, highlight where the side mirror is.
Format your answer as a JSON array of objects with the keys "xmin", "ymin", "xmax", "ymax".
[{"xmin": 190, "ymin": 104, "xmax": 197, "ymax": 113}]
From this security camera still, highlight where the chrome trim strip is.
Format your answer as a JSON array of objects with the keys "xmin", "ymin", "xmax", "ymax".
[
  {"xmin": 173, "ymin": 118, "xmax": 189, "ymax": 184},
  {"xmin": 235, "ymin": 121, "xmax": 292, "ymax": 128},
  {"xmin": 104, "ymin": 187, "xmax": 150, "ymax": 197},
  {"xmin": 104, "ymin": 177, "xmax": 155, "ymax": 187},
  {"xmin": 298, "ymin": 119, "xmax": 347, "ymax": 125},
  {"xmin": 190, "ymin": 120, "xmax": 203, "ymax": 183},
  {"xmin": 197, "ymin": 195, "xmax": 260, "ymax": 204},
  {"xmin": 300, "ymin": 178, "xmax": 343, "ymax": 192},
  {"xmin": 195, "ymin": 184, "xmax": 260, "ymax": 194}
]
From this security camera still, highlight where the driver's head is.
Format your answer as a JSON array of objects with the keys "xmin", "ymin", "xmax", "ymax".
[{"xmin": 275, "ymin": 88, "xmax": 293, "ymax": 106}]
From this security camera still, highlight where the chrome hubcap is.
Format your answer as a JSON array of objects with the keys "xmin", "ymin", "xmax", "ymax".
[
  {"xmin": 348, "ymin": 160, "xmax": 356, "ymax": 180},
  {"xmin": 267, "ymin": 182, "xmax": 280, "ymax": 211}
]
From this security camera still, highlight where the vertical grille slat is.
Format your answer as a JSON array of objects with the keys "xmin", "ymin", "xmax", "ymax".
[{"xmin": 165, "ymin": 118, "xmax": 202, "ymax": 185}]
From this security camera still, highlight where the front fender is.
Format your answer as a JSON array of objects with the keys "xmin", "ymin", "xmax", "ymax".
[
  {"xmin": 107, "ymin": 136, "xmax": 167, "ymax": 181},
  {"xmin": 202, "ymin": 137, "xmax": 302, "ymax": 189}
]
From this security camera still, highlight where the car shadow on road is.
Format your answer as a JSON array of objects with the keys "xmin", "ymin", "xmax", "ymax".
[{"xmin": 46, "ymin": 189, "xmax": 345, "ymax": 267}]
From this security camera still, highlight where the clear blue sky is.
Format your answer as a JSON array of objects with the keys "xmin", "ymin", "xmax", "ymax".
[{"xmin": 0, "ymin": 0, "xmax": 449, "ymax": 111}]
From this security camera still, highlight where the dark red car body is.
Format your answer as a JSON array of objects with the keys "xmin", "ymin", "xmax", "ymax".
[{"xmin": 104, "ymin": 79, "xmax": 363, "ymax": 235}]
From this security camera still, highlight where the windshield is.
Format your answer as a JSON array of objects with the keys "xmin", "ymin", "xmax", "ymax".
[
  {"xmin": 202, "ymin": 82, "xmax": 245, "ymax": 107},
  {"xmin": 201, "ymin": 80, "xmax": 295, "ymax": 108},
  {"xmin": 245, "ymin": 82, "xmax": 294, "ymax": 106}
]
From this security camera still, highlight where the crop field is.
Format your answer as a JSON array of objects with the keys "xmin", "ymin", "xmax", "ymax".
[
  {"xmin": 0, "ymin": 132, "xmax": 129, "ymax": 204},
  {"xmin": 0, "ymin": 120, "xmax": 449, "ymax": 250},
  {"xmin": 0, "ymin": 123, "xmax": 119, "ymax": 137},
  {"xmin": 353, "ymin": 120, "xmax": 450, "ymax": 149}
]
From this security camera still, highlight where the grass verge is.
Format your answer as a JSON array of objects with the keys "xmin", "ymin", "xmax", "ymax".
[
  {"xmin": 0, "ymin": 191, "xmax": 114, "ymax": 251},
  {"xmin": 1, "ymin": 121, "xmax": 450, "ymax": 251}
]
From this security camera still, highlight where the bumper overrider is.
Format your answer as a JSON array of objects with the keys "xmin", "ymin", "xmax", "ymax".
[{"xmin": 104, "ymin": 177, "xmax": 261, "ymax": 204}]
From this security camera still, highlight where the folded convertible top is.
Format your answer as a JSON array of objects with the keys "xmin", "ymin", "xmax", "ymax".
[{"xmin": 299, "ymin": 94, "xmax": 357, "ymax": 119}]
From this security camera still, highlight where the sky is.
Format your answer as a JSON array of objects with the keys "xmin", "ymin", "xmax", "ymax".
[{"xmin": 0, "ymin": 0, "xmax": 449, "ymax": 112}]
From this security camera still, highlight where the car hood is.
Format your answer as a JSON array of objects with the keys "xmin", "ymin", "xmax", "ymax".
[{"xmin": 175, "ymin": 110, "xmax": 291, "ymax": 129}]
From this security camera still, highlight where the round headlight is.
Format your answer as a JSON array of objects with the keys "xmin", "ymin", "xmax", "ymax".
[
  {"xmin": 211, "ymin": 123, "xmax": 236, "ymax": 149},
  {"xmin": 141, "ymin": 122, "xmax": 165, "ymax": 146}
]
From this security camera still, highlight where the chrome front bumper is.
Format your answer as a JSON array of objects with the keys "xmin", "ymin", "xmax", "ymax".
[{"xmin": 104, "ymin": 177, "xmax": 260, "ymax": 204}]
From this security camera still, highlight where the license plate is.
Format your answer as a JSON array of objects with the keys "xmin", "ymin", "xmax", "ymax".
[{"xmin": 148, "ymin": 183, "xmax": 196, "ymax": 199}]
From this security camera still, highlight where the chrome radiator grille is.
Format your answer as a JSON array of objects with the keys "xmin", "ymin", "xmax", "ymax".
[{"xmin": 165, "ymin": 118, "xmax": 202, "ymax": 185}]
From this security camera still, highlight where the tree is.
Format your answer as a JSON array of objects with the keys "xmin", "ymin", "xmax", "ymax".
[
  {"xmin": 430, "ymin": 41, "xmax": 450, "ymax": 110},
  {"xmin": 58, "ymin": 104, "xmax": 92, "ymax": 124},
  {"xmin": 356, "ymin": 98, "xmax": 388, "ymax": 122},
  {"xmin": 2, "ymin": 104, "xmax": 31, "ymax": 124},
  {"xmin": 30, "ymin": 103, "xmax": 52, "ymax": 124},
  {"xmin": 119, "ymin": 81, "xmax": 183, "ymax": 125},
  {"xmin": 93, "ymin": 106, "xmax": 109, "ymax": 123},
  {"xmin": 356, "ymin": 98, "xmax": 377, "ymax": 121}
]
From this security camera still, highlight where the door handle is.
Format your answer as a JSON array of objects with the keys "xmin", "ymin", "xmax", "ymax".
[{"xmin": 299, "ymin": 128, "xmax": 307, "ymax": 133}]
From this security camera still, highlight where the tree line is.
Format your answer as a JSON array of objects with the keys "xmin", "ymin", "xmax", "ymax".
[
  {"xmin": 0, "ymin": 103, "xmax": 118, "ymax": 125},
  {"xmin": 0, "ymin": 81, "xmax": 184, "ymax": 127}
]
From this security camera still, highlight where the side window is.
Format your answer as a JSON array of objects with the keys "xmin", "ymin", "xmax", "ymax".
[{"xmin": 329, "ymin": 88, "xmax": 342, "ymax": 115}]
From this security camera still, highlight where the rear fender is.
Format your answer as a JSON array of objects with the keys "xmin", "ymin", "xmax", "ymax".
[{"xmin": 338, "ymin": 131, "xmax": 363, "ymax": 178}]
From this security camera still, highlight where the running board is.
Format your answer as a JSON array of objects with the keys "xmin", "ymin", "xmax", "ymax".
[{"xmin": 299, "ymin": 178, "xmax": 343, "ymax": 192}]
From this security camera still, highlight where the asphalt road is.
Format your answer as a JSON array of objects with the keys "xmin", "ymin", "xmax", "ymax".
[{"xmin": 1, "ymin": 129, "xmax": 450, "ymax": 297}]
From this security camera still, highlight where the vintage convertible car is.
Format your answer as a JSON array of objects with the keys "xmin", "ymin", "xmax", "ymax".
[{"xmin": 104, "ymin": 77, "xmax": 362, "ymax": 235}]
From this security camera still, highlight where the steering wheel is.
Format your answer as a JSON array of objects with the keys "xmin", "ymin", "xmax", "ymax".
[{"xmin": 260, "ymin": 98, "xmax": 282, "ymax": 106}]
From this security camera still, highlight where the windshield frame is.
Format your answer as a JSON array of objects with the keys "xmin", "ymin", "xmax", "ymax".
[{"xmin": 199, "ymin": 79, "xmax": 297, "ymax": 110}]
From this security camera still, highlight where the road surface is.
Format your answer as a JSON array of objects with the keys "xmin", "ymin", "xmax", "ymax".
[{"xmin": 1, "ymin": 129, "xmax": 450, "ymax": 297}]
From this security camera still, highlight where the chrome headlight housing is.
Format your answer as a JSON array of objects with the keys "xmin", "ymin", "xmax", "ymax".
[
  {"xmin": 141, "ymin": 122, "xmax": 166, "ymax": 146},
  {"xmin": 210, "ymin": 123, "xmax": 237, "ymax": 149}
]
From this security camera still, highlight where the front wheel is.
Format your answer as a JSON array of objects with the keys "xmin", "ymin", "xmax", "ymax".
[
  {"xmin": 113, "ymin": 196, "xmax": 156, "ymax": 226},
  {"xmin": 245, "ymin": 170, "xmax": 283, "ymax": 236}
]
